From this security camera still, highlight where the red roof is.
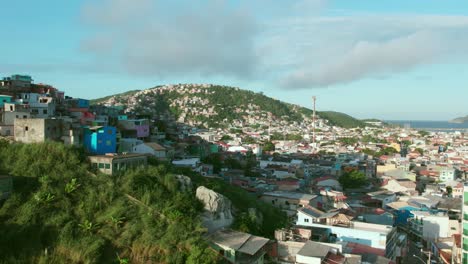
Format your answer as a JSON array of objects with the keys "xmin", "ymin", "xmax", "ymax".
[
  {"xmin": 277, "ymin": 180, "xmax": 300, "ymax": 186},
  {"xmin": 347, "ymin": 242, "xmax": 385, "ymax": 256},
  {"xmin": 454, "ymin": 234, "xmax": 461, "ymax": 248},
  {"xmin": 315, "ymin": 176, "xmax": 335, "ymax": 182}
]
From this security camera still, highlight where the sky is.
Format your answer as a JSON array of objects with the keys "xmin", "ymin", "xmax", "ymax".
[{"xmin": 1, "ymin": 0, "xmax": 468, "ymax": 121}]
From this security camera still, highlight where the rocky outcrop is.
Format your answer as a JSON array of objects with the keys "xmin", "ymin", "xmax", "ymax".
[
  {"xmin": 174, "ymin": 175, "xmax": 192, "ymax": 192},
  {"xmin": 196, "ymin": 186, "xmax": 233, "ymax": 233}
]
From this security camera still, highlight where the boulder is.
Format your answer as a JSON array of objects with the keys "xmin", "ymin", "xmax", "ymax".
[
  {"xmin": 174, "ymin": 175, "xmax": 192, "ymax": 191},
  {"xmin": 196, "ymin": 186, "xmax": 233, "ymax": 232}
]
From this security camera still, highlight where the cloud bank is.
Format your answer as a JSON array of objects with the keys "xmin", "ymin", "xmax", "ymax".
[
  {"xmin": 81, "ymin": 1, "xmax": 468, "ymax": 89},
  {"xmin": 81, "ymin": 0, "xmax": 259, "ymax": 79}
]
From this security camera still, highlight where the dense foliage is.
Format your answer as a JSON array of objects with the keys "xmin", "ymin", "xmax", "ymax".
[
  {"xmin": 0, "ymin": 141, "xmax": 286, "ymax": 263},
  {"xmin": 92, "ymin": 85, "xmax": 369, "ymax": 129},
  {"xmin": 0, "ymin": 141, "xmax": 219, "ymax": 263},
  {"xmin": 338, "ymin": 170, "xmax": 368, "ymax": 189},
  {"xmin": 317, "ymin": 111, "xmax": 368, "ymax": 128}
]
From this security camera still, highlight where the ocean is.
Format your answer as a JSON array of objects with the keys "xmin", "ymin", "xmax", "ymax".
[{"xmin": 386, "ymin": 120, "xmax": 468, "ymax": 132}]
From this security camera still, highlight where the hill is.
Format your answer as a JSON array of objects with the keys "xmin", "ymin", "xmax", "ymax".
[
  {"xmin": 92, "ymin": 84, "xmax": 368, "ymax": 129},
  {"xmin": 449, "ymin": 115, "xmax": 468, "ymax": 124},
  {"xmin": 0, "ymin": 140, "xmax": 286, "ymax": 263}
]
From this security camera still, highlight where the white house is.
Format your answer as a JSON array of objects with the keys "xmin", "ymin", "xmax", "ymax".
[
  {"xmin": 412, "ymin": 211, "xmax": 451, "ymax": 241},
  {"xmin": 437, "ymin": 168, "xmax": 456, "ymax": 182},
  {"xmin": 172, "ymin": 158, "xmax": 200, "ymax": 168},
  {"xmin": 296, "ymin": 209, "xmax": 395, "ymax": 251},
  {"xmin": 133, "ymin": 142, "xmax": 167, "ymax": 159}
]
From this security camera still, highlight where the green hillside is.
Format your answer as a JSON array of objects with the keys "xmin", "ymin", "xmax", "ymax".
[
  {"xmin": 318, "ymin": 111, "xmax": 367, "ymax": 128},
  {"xmin": 0, "ymin": 140, "xmax": 286, "ymax": 263},
  {"xmin": 92, "ymin": 84, "xmax": 369, "ymax": 128}
]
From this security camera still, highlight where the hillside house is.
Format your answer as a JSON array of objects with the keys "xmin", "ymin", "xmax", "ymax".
[
  {"xmin": 83, "ymin": 126, "xmax": 117, "ymax": 155},
  {"xmin": 133, "ymin": 142, "xmax": 167, "ymax": 160},
  {"xmin": 209, "ymin": 229, "xmax": 270, "ymax": 264},
  {"xmin": 89, "ymin": 153, "xmax": 148, "ymax": 175}
]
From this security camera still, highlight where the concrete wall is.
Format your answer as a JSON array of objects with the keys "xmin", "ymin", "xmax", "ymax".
[
  {"xmin": 296, "ymin": 255, "xmax": 321, "ymax": 264},
  {"xmin": 1, "ymin": 111, "xmax": 30, "ymax": 125},
  {"xmin": 296, "ymin": 212, "xmax": 391, "ymax": 250},
  {"xmin": 14, "ymin": 118, "xmax": 62, "ymax": 143},
  {"xmin": 422, "ymin": 215, "xmax": 450, "ymax": 240}
]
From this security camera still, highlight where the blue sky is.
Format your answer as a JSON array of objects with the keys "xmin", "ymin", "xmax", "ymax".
[{"xmin": 1, "ymin": 0, "xmax": 467, "ymax": 121}]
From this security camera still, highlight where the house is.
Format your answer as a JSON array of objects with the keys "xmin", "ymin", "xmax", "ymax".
[
  {"xmin": 319, "ymin": 190, "xmax": 348, "ymax": 210},
  {"xmin": 436, "ymin": 167, "xmax": 456, "ymax": 182},
  {"xmin": 209, "ymin": 229, "xmax": 270, "ymax": 264},
  {"xmin": 276, "ymin": 179, "xmax": 301, "ymax": 192},
  {"xmin": 296, "ymin": 241, "xmax": 343, "ymax": 264},
  {"xmin": 89, "ymin": 153, "xmax": 148, "ymax": 175},
  {"xmin": 14, "ymin": 118, "xmax": 63, "ymax": 143},
  {"xmin": 118, "ymin": 119, "xmax": 150, "ymax": 139},
  {"xmin": 381, "ymin": 178, "xmax": 416, "ymax": 195},
  {"xmin": 133, "ymin": 142, "xmax": 167, "ymax": 160},
  {"xmin": 296, "ymin": 210, "xmax": 398, "ymax": 260},
  {"xmin": 0, "ymin": 103, "xmax": 30, "ymax": 136},
  {"xmin": 82, "ymin": 126, "xmax": 117, "ymax": 155},
  {"xmin": 172, "ymin": 158, "xmax": 200, "ymax": 169},
  {"xmin": 363, "ymin": 190, "xmax": 397, "ymax": 208},
  {"xmin": 119, "ymin": 138, "xmax": 143, "ymax": 153},
  {"xmin": 408, "ymin": 211, "xmax": 451, "ymax": 244},
  {"xmin": 17, "ymin": 93, "xmax": 55, "ymax": 118},
  {"xmin": 66, "ymin": 98, "xmax": 90, "ymax": 111},
  {"xmin": 276, "ymin": 240, "xmax": 347, "ymax": 264},
  {"xmin": 260, "ymin": 191, "xmax": 318, "ymax": 215},
  {"xmin": 0, "ymin": 175, "xmax": 13, "ymax": 200},
  {"xmin": 315, "ymin": 176, "xmax": 341, "ymax": 191},
  {"xmin": 0, "ymin": 95, "xmax": 12, "ymax": 107}
]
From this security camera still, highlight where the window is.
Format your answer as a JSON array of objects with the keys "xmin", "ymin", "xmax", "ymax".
[
  {"xmin": 98, "ymin": 163, "xmax": 104, "ymax": 169},
  {"xmin": 23, "ymin": 115, "xmax": 27, "ymax": 118},
  {"xmin": 304, "ymin": 218, "xmax": 309, "ymax": 223},
  {"xmin": 92, "ymin": 163, "xmax": 98, "ymax": 169},
  {"xmin": 16, "ymin": 115, "xmax": 19, "ymax": 118},
  {"xmin": 43, "ymin": 109, "xmax": 47, "ymax": 114},
  {"xmin": 105, "ymin": 164, "xmax": 110, "ymax": 169},
  {"xmin": 25, "ymin": 126, "xmax": 29, "ymax": 131}
]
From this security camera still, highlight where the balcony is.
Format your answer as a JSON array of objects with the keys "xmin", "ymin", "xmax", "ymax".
[{"xmin": 464, "ymin": 229, "xmax": 468, "ymax": 236}]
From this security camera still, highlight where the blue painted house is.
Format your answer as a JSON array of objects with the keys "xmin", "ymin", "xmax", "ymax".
[
  {"xmin": 83, "ymin": 126, "xmax": 117, "ymax": 155},
  {"xmin": 0, "ymin": 95, "xmax": 12, "ymax": 107},
  {"xmin": 67, "ymin": 98, "xmax": 90, "ymax": 110},
  {"xmin": 386, "ymin": 202, "xmax": 433, "ymax": 226}
]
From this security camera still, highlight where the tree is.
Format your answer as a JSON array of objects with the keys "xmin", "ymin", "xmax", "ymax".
[
  {"xmin": 220, "ymin": 135, "xmax": 233, "ymax": 142},
  {"xmin": 415, "ymin": 148, "xmax": 424, "ymax": 155},
  {"xmin": 418, "ymin": 130, "xmax": 430, "ymax": 137},
  {"xmin": 263, "ymin": 141, "xmax": 275, "ymax": 152},
  {"xmin": 339, "ymin": 170, "xmax": 368, "ymax": 189}
]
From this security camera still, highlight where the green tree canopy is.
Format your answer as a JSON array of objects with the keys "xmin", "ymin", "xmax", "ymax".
[{"xmin": 338, "ymin": 170, "xmax": 368, "ymax": 189}]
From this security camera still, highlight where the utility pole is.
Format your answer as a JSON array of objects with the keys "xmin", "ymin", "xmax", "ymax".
[{"xmin": 312, "ymin": 96, "xmax": 317, "ymax": 152}]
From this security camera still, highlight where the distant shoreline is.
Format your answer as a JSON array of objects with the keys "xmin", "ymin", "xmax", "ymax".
[{"xmin": 386, "ymin": 120, "xmax": 468, "ymax": 131}]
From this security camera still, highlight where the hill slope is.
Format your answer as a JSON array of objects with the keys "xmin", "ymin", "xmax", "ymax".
[
  {"xmin": 0, "ymin": 141, "xmax": 286, "ymax": 263},
  {"xmin": 449, "ymin": 115, "xmax": 468, "ymax": 124},
  {"xmin": 92, "ymin": 84, "xmax": 368, "ymax": 128}
]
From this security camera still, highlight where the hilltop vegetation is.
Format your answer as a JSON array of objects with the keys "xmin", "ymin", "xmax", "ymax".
[
  {"xmin": 317, "ymin": 111, "xmax": 367, "ymax": 128},
  {"xmin": 92, "ymin": 84, "xmax": 368, "ymax": 128},
  {"xmin": 449, "ymin": 115, "xmax": 468, "ymax": 124},
  {"xmin": 0, "ymin": 141, "xmax": 286, "ymax": 263}
]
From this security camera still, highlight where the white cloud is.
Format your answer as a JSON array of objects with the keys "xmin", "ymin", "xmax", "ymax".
[
  {"xmin": 80, "ymin": 1, "xmax": 468, "ymax": 88},
  {"xmin": 274, "ymin": 15, "xmax": 468, "ymax": 89}
]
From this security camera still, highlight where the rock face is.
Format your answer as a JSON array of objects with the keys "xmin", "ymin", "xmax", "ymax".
[
  {"xmin": 174, "ymin": 175, "xmax": 192, "ymax": 192},
  {"xmin": 196, "ymin": 186, "xmax": 233, "ymax": 232}
]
